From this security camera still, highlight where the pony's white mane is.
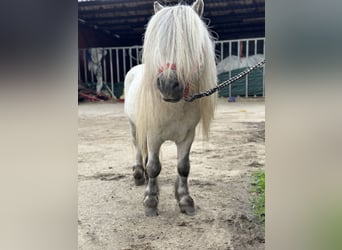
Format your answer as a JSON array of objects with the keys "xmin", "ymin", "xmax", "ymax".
[
  {"xmin": 143, "ymin": 4, "xmax": 214, "ymax": 86},
  {"xmin": 135, "ymin": 2, "xmax": 217, "ymax": 153}
]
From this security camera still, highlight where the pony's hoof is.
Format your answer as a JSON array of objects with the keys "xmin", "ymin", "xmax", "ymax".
[
  {"xmin": 179, "ymin": 195, "xmax": 195, "ymax": 216},
  {"xmin": 134, "ymin": 176, "xmax": 145, "ymax": 186},
  {"xmin": 133, "ymin": 165, "xmax": 145, "ymax": 186},
  {"xmin": 144, "ymin": 195, "xmax": 159, "ymax": 216},
  {"xmin": 134, "ymin": 178, "xmax": 145, "ymax": 186}
]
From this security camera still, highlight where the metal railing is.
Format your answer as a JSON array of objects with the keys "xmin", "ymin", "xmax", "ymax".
[
  {"xmin": 78, "ymin": 37, "xmax": 265, "ymax": 97},
  {"xmin": 214, "ymin": 37, "xmax": 265, "ymax": 97}
]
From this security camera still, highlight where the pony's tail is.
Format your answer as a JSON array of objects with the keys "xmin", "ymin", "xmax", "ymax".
[
  {"xmin": 140, "ymin": 137, "xmax": 148, "ymax": 168},
  {"xmin": 134, "ymin": 73, "xmax": 158, "ymax": 167},
  {"xmin": 135, "ymin": 110, "xmax": 148, "ymax": 168}
]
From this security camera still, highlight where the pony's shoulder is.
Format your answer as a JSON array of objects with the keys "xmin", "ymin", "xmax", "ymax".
[{"xmin": 124, "ymin": 64, "xmax": 144, "ymax": 88}]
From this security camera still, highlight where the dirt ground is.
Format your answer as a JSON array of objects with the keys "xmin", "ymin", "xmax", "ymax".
[{"xmin": 78, "ymin": 98, "xmax": 265, "ymax": 250}]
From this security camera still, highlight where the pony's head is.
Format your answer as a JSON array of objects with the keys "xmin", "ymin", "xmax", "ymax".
[{"xmin": 142, "ymin": 0, "xmax": 209, "ymax": 103}]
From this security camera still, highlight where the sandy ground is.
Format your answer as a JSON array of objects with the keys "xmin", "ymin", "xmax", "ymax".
[{"xmin": 78, "ymin": 98, "xmax": 265, "ymax": 250}]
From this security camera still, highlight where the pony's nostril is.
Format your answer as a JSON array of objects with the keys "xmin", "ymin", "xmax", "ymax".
[{"xmin": 172, "ymin": 81, "xmax": 180, "ymax": 90}]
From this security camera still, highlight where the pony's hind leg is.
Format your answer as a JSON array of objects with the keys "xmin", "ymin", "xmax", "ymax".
[
  {"xmin": 175, "ymin": 130, "xmax": 196, "ymax": 215},
  {"xmin": 144, "ymin": 141, "xmax": 162, "ymax": 216},
  {"xmin": 128, "ymin": 120, "xmax": 146, "ymax": 186}
]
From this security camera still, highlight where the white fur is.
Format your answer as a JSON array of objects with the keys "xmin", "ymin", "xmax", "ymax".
[
  {"xmin": 124, "ymin": 64, "xmax": 144, "ymax": 121},
  {"xmin": 125, "ymin": 0, "xmax": 217, "ymax": 156}
]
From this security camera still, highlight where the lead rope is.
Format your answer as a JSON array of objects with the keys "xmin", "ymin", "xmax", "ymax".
[{"xmin": 184, "ymin": 59, "xmax": 265, "ymax": 102}]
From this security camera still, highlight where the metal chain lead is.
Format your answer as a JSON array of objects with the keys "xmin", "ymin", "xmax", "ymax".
[{"xmin": 184, "ymin": 59, "xmax": 265, "ymax": 102}]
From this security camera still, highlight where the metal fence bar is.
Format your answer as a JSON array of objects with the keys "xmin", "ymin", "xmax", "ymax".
[
  {"xmin": 129, "ymin": 48, "xmax": 133, "ymax": 69},
  {"xmin": 109, "ymin": 48, "xmax": 114, "ymax": 91},
  {"xmin": 78, "ymin": 51, "xmax": 81, "ymax": 80},
  {"xmin": 237, "ymin": 40, "xmax": 241, "ymax": 98},
  {"xmin": 82, "ymin": 49, "xmax": 88, "ymax": 84},
  {"xmin": 220, "ymin": 42, "xmax": 223, "ymax": 61},
  {"xmin": 215, "ymin": 37, "xmax": 264, "ymax": 44},
  {"xmin": 228, "ymin": 41, "xmax": 231, "ymax": 97},
  {"xmin": 103, "ymin": 49, "xmax": 107, "ymax": 84},
  {"xmin": 135, "ymin": 47, "xmax": 139, "ymax": 64},
  {"xmin": 90, "ymin": 50, "xmax": 94, "ymax": 83},
  {"xmin": 116, "ymin": 49, "xmax": 120, "ymax": 83},
  {"xmin": 245, "ymin": 41, "xmax": 249, "ymax": 97},
  {"xmin": 263, "ymin": 39, "xmax": 265, "ymax": 97},
  {"xmin": 123, "ymin": 49, "xmax": 126, "ymax": 79}
]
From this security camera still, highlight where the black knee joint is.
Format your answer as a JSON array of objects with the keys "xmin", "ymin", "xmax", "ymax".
[
  {"xmin": 146, "ymin": 158, "xmax": 161, "ymax": 178},
  {"xmin": 177, "ymin": 159, "xmax": 190, "ymax": 177}
]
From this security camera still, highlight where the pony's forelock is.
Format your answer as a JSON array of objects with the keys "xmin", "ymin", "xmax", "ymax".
[{"xmin": 143, "ymin": 5, "xmax": 214, "ymax": 85}]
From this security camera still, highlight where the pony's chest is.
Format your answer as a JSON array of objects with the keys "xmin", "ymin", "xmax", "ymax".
[{"xmin": 157, "ymin": 105, "xmax": 200, "ymax": 142}]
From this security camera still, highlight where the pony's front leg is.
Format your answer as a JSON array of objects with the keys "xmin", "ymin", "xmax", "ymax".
[
  {"xmin": 144, "ymin": 140, "xmax": 162, "ymax": 216},
  {"xmin": 175, "ymin": 129, "xmax": 196, "ymax": 215}
]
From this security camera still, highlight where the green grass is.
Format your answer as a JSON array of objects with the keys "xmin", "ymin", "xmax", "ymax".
[{"xmin": 251, "ymin": 170, "xmax": 265, "ymax": 224}]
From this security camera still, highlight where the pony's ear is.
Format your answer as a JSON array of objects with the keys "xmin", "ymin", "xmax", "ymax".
[
  {"xmin": 192, "ymin": 0, "xmax": 204, "ymax": 17},
  {"xmin": 154, "ymin": 1, "xmax": 164, "ymax": 13}
]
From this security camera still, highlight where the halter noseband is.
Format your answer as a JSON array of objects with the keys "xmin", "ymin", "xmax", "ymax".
[
  {"xmin": 158, "ymin": 63, "xmax": 190, "ymax": 99},
  {"xmin": 158, "ymin": 63, "xmax": 177, "ymax": 74}
]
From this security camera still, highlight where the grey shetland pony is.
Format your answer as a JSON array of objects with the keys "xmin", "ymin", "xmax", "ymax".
[{"xmin": 124, "ymin": 0, "xmax": 217, "ymax": 216}]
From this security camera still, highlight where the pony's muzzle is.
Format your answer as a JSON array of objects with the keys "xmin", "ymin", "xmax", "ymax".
[{"xmin": 157, "ymin": 77, "xmax": 184, "ymax": 102}]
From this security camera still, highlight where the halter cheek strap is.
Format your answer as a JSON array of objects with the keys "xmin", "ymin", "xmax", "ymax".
[
  {"xmin": 183, "ymin": 82, "xmax": 190, "ymax": 98},
  {"xmin": 158, "ymin": 63, "xmax": 191, "ymax": 98}
]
